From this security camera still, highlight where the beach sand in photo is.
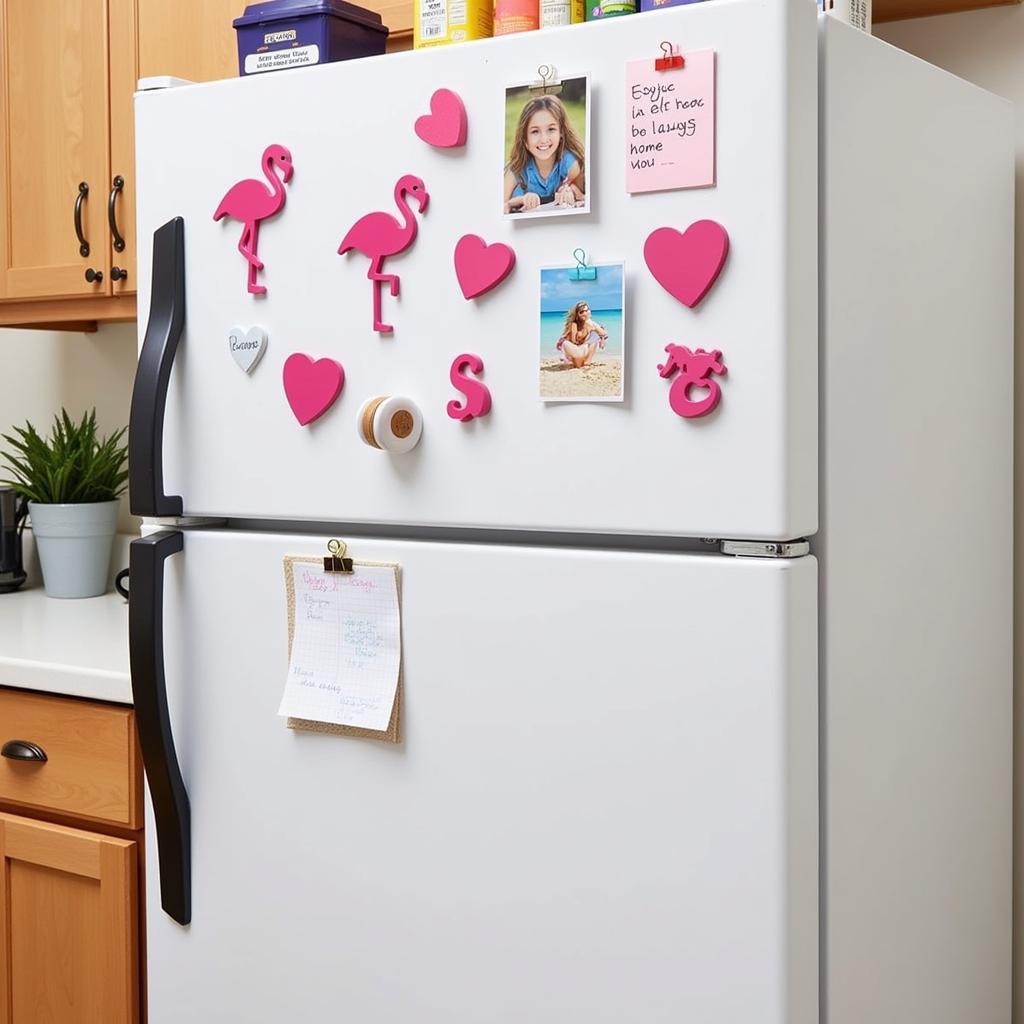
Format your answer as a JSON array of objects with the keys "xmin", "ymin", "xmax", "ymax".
[{"xmin": 540, "ymin": 358, "xmax": 623, "ymax": 400}]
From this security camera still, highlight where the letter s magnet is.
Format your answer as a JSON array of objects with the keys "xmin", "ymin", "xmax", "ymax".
[{"xmin": 447, "ymin": 353, "xmax": 491, "ymax": 422}]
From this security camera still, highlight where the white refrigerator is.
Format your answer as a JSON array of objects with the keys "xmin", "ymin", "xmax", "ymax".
[{"xmin": 128, "ymin": 3, "xmax": 1013, "ymax": 1022}]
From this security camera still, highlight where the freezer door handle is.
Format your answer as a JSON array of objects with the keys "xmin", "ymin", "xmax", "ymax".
[
  {"xmin": 129, "ymin": 216, "xmax": 185, "ymax": 518},
  {"xmin": 130, "ymin": 530, "xmax": 190, "ymax": 926}
]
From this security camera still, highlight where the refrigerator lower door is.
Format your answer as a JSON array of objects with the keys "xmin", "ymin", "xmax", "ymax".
[{"xmin": 145, "ymin": 530, "xmax": 817, "ymax": 1024}]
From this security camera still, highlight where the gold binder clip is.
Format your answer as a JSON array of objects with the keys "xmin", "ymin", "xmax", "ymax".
[
  {"xmin": 323, "ymin": 538, "xmax": 354, "ymax": 574},
  {"xmin": 529, "ymin": 64, "xmax": 562, "ymax": 96}
]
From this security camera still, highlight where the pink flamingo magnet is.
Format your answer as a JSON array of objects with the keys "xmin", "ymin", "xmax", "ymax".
[
  {"xmin": 283, "ymin": 353, "xmax": 345, "ymax": 426},
  {"xmin": 658, "ymin": 344, "xmax": 727, "ymax": 419},
  {"xmin": 644, "ymin": 220, "xmax": 729, "ymax": 309},
  {"xmin": 453, "ymin": 235, "xmax": 515, "ymax": 300},
  {"xmin": 213, "ymin": 144, "xmax": 294, "ymax": 295},
  {"xmin": 415, "ymin": 89, "xmax": 468, "ymax": 148},
  {"xmin": 447, "ymin": 353, "xmax": 491, "ymax": 422},
  {"xmin": 338, "ymin": 174, "xmax": 429, "ymax": 334}
]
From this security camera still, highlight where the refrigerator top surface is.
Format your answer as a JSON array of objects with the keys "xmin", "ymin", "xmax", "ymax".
[{"xmin": 133, "ymin": 0, "xmax": 818, "ymax": 540}]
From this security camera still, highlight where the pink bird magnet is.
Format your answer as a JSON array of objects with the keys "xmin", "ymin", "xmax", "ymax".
[
  {"xmin": 644, "ymin": 220, "xmax": 729, "ymax": 309},
  {"xmin": 454, "ymin": 235, "xmax": 515, "ymax": 300},
  {"xmin": 658, "ymin": 344, "xmax": 727, "ymax": 419},
  {"xmin": 338, "ymin": 174, "xmax": 429, "ymax": 334},
  {"xmin": 283, "ymin": 353, "xmax": 345, "ymax": 426},
  {"xmin": 213, "ymin": 144, "xmax": 294, "ymax": 295},
  {"xmin": 415, "ymin": 89, "xmax": 467, "ymax": 148},
  {"xmin": 447, "ymin": 353, "xmax": 491, "ymax": 422}
]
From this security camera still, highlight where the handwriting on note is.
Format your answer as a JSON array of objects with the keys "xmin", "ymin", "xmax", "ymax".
[
  {"xmin": 625, "ymin": 50, "xmax": 715, "ymax": 195},
  {"xmin": 279, "ymin": 561, "xmax": 401, "ymax": 732}
]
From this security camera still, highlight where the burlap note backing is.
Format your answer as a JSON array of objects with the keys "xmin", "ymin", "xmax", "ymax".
[{"xmin": 283, "ymin": 555, "xmax": 402, "ymax": 744}]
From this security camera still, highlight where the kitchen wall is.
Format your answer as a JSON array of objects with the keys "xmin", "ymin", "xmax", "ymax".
[
  {"xmin": 0, "ymin": 323, "xmax": 139, "ymax": 533},
  {"xmin": 875, "ymin": 8, "xmax": 1023, "ymax": 1014}
]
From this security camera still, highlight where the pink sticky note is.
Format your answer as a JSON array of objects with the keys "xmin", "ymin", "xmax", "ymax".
[{"xmin": 625, "ymin": 49, "xmax": 715, "ymax": 195}]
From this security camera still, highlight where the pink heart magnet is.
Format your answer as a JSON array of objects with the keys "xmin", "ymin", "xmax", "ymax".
[
  {"xmin": 414, "ymin": 89, "xmax": 468, "ymax": 148},
  {"xmin": 454, "ymin": 234, "xmax": 516, "ymax": 300},
  {"xmin": 282, "ymin": 353, "xmax": 345, "ymax": 426},
  {"xmin": 643, "ymin": 220, "xmax": 730, "ymax": 309}
]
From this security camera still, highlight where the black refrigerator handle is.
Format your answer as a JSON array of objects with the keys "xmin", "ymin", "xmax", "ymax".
[
  {"xmin": 130, "ymin": 530, "xmax": 190, "ymax": 926},
  {"xmin": 129, "ymin": 217, "xmax": 185, "ymax": 518}
]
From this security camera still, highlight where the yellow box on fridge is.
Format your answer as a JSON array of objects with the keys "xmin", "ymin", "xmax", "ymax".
[{"xmin": 414, "ymin": 0, "xmax": 493, "ymax": 46}]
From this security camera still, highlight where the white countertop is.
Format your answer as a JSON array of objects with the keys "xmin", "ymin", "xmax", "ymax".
[
  {"xmin": 0, "ymin": 532, "xmax": 132, "ymax": 704},
  {"xmin": 0, "ymin": 587, "xmax": 131, "ymax": 704}
]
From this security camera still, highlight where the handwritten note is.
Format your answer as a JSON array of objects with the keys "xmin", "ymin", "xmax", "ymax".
[
  {"xmin": 625, "ymin": 49, "xmax": 715, "ymax": 194},
  {"xmin": 279, "ymin": 560, "xmax": 401, "ymax": 733}
]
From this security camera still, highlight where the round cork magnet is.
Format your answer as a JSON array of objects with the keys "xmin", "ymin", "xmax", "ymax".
[{"xmin": 357, "ymin": 395, "xmax": 423, "ymax": 454}]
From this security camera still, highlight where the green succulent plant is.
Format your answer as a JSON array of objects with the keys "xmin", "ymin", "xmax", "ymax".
[{"xmin": 0, "ymin": 409, "xmax": 128, "ymax": 505}]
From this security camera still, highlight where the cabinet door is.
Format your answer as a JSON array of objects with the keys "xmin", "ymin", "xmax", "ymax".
[
  {"xmin": 108, "ymin": 0, "xmax": 138, "ymax": 295},
  {"xmin": 136, "ymin": 0, "xmax": 240, "ymax": 84},
  {"xmin": 110, "ymin": 0, "xmax": 241, "ymax": 300},
  {"xmin": 0, "ymin": 813, "xmax": 138, "ymax": 1024},
  {"xmin": 0, "ymin": 0, "xmax": 112, "ymax": 299}
]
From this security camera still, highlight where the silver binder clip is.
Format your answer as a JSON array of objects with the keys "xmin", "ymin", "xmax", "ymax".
[{"xmin": 530, "ymin": 64, "xmax": 562, "ymax": 96}]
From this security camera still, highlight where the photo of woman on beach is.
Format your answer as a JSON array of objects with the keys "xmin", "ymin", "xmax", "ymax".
[
  {"xmin": 504, "ymin": 77, "xmax": 590, "ymax": 219},
  {"xmin": 539, "ymin": 263, "xmax": 624, "ymax": 401}
]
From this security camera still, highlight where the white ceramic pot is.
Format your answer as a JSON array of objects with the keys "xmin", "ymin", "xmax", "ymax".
[{"xmin": 28, "ymin": 500, "xmax": 119, "ymax": 599}]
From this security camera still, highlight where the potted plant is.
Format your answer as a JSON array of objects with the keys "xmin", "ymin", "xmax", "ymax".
[{"xmin": 0, "ymin": 410, "xmax": 128, "ymax": 599}]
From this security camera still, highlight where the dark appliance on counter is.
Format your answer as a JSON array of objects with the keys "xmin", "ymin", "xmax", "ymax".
[{"xmin": 0, "ymin": 487, "xmax": 27, "ymax": 593}]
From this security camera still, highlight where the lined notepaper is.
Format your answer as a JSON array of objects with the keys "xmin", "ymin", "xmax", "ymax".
[{"xmin": 279, "ymin": 561, "xmax": 401, "ymax": 732}]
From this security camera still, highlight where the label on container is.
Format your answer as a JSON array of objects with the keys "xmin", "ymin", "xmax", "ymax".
[
  {"xmin": 495, "ymin": 0, "xmax": 539, "ymax": 32},
  {"xmin": 244, "ymin": 44, "xmax": 320, "ymax": 73},
  {"xmin": 585, "ymin": 0, "xmax": 635, "ymax": 16},
  {"xmin": 420, "ymin": 0, "xmax": 448, "ymax": 40},
  {"xmin": 264, "ymin": 29, "xmax": 298, "ymax": 43},
  {"xmin": 821, "ymin": 0, "xmax": 871, "ymax": 31},
  {"xmin": 541, "ymin": 0, "xmax": 582, "ymax": 22}
]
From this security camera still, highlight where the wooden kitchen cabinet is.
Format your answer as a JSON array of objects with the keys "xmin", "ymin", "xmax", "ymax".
[
  {"xmin": 0, "ymin": 688, "xmax": 143, "ymax": 1024},
  {"xmin": 0, "ymin": 1, "xmax": 116, "ymax": 303},
  {"xmin": 0, "ymin": 814, "xmax": 139, "ymax": 1024},
  {"xmin": 0, "ymin": 0, "xmax": 410, "ymax": 328},
  {"xmin": 0, "ymin": 0, "xmax": 244, "ymax": 329}
]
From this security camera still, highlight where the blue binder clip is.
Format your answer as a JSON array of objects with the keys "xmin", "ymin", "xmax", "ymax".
[{"xmin": 568, "ymin": 248, "xmax": 597, "ymax": 281}]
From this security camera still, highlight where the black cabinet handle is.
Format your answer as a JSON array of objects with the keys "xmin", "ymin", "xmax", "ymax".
[
  {"xmin": 130, "ymin": 530, "xmax": 190, "ymax": 926},
  {"xmin": 111, "ymin": 266, "xmax": 128, "ymax": 282},
  {"xmin": 74, "ymin": 181, "xmax": 90, "ymax": 258},
  {"xmin": 1, "ymin": 740, "xmax": 47, "ymax": 762},
  {"xmin": 129, "ymin": 217, "xmax": 185, "ymax": 517},
  {"xmin": 85, "ymin": 267, "xmax": 103, "ymax": 284},
  {"xmin": 108, "ymin": 175, "xmax": 126, "ymax": 252}
]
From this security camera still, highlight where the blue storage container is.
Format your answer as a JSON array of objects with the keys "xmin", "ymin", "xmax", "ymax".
[{"xmin": 233, "ymin": 0, "xmax": 388, "ymax": 76}]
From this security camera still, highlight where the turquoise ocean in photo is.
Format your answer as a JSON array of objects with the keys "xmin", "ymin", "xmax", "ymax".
[{"xmin": 540, "ymin": 310, "xmax": 623, "ymax": 360}]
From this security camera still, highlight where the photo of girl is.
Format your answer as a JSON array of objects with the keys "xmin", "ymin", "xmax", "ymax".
[
  {"xmin": 539, "ymin": 263, "xmax": 624, "ymax": 401},
  {"xmin": 559, "ymin": 302, "xmax": 608, "ymax": 368},
  {"xmin": 504, "ymin": 77, "xmax": 590, "ymax": 219}
]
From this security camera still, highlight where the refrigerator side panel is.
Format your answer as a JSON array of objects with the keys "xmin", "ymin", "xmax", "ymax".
[
  {"xmin": 146, "ymin": 531, "xmax": 817, "ymax": 1023},
  {"xmin": 820, "ymin": 20, "xmax": 1013, "ymax": 1024},
  {"xmin": 132, "ymin": 0, "xmax": 817, "ymax": 541}
]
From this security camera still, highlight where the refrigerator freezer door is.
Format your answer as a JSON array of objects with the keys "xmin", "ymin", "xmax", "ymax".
[
  {"xmin": 146, "ymin": 530, "xmax": 817, "ymax": 1023},
  {"xmin": 133, "ymin": 0, "xmax": 817, "ymax": 540}
]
